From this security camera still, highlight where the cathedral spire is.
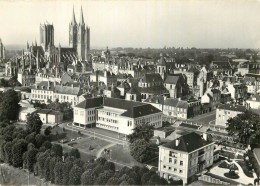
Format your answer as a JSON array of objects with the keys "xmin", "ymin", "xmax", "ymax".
[
  {"xmin": 71, "ymin": 5, "xmax": 77, "ymax": 25},
  {"xmin": 79, "ymin": 6, "xmax": 85, "ymax": 25},
  {"xmin": 36, "ymin": 50, "xmax": 40, "ymax": 69}
]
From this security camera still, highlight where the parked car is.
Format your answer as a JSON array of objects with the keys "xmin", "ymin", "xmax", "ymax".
[{"xmin": 71, "ymin": 139, "xmax": 75, "ymax": 142}]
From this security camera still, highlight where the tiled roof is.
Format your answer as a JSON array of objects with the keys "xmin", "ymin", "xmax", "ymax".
[
  {"xmin": 161, "ymin": 132, "xmax": 213, "ymax": 153},
  {"xmin": 144, "ymin": 96, "xmax": 165, "ymax": 105},
  {"xmin": 36, "ymin": 109, "xmax": 52, "ymax": 114},
  {"xmin": 164, "ymin": 75, "xmax": 179, "ymax": 84},
  {"xmin": 75, "ymin": 97, "xmax": 103, "ymax": 109},
  {"xmin": 164, "ymin": 98, "xmax": 188, "ymax": 109},
  {"xmin": 33, "ymin": 81, "xmax": 56, "ymax": 91},
  {"xmin": 126, "ymin": 87, "xmax": 140, "ymax": 94},
  {"xmin": 140, "ymin": 73, "xmax": 163, "ymax": 83},
  {"xmin": 218, "ymin": 104, "xmax": 246, "ymax": 112},
  {"xmin": 103, "ymin": 98, "xmax": 161, "ymax": 118},
  {"xmin": 55, "ymin": 85, "xmax": 82, "ymax": 96}
]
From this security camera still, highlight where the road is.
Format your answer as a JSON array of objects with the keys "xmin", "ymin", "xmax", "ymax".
[
  {"xmin": 59, "ymin": 122, "xmax": 128, "ymax": 146},
  {"xmin": 186, "ymin": 110, "xmax": 216, "ymax": 126}
]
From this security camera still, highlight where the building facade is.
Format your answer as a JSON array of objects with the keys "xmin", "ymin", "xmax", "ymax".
[
  {"xmin": 158, "ymin": 132, "xmax": 214, "ymax": 185},
  {"xmin": 96, "ymin": 98, "xmax": 162, "ymax": 135}
]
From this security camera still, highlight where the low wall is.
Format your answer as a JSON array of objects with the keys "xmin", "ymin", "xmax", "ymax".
[{"xmin": 198, "ymin": 174, "xmax": 230, "ymax": 185}]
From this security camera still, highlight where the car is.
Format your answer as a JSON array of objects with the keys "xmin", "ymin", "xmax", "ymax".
[
  {"xmin": 77, "ymin": 137, "xmax": 82, "ymax": 140},
  {"xmin": 71, "ymin": 139, "xmax": 75, "ymax": 141},
  {"xmin": 60, "ymin": 139, "xmax": 69, "ymax": 144}
]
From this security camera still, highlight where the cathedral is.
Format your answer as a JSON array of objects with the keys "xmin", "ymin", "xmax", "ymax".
[
  {"xmin": 0, "ymin": 38, "xmax": 6, "ymax": 60},
  {"xmin": 69, "ymin": 6, "xmax": 90, "ymax": 61}
]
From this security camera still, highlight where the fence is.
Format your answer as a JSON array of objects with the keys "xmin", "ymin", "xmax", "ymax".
[{"xmin": 198, "ymin": 174, "xmax": 230, "ymax": 185}]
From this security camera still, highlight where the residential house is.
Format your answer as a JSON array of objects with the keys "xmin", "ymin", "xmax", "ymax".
[
  {"xmin": 201, "ymin": 88, "xmax": 221, "ymax": 110},
  {"xmin": 210, "ymin": 104, "xmax": 247, "ymax": 133},
  {"xmin": 138, "ymin": 73, "xmax": 168, "ymax": 101},
  {"xmin": 158, "ymin": 132, "xmax": 214, "ymax": 184},
  {"xmin": 164, "ymin": 74, "xmax": 189, "ymax": 99},
  {"xmin": 36, "ymin": 109, "xmax": 63, "ymax": 124}
]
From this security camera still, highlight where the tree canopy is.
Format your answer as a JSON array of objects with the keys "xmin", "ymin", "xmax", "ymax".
[
  {"xmin": 26, "ymin": 112, "xmax": 43, "ymax": 134},
  {"xmin": 0, "ymin": 89, "xmax": 20, "ymax": 122},
  {"xmin": 226, "ymin": 111, "xmax": 260, "ymax": 145}
]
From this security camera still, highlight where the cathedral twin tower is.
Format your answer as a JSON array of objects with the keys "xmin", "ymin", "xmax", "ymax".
[
  {"xmin": 40, "ymin": 6, "xmax": 90, "ymax": 61},
  {"xmin": 69, "ymin": 6, "xmax": 90, "ymax": 61}
]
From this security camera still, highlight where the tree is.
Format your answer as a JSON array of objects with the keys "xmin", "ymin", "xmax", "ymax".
[
  {"xmin": 130, "ymin": 139, "xmax": 155, "ymax": 163},
  {"xmin": 69, "ymin": 164, "xmax": 84, "ymax": 185},
  {"xmin": 95, "ymin": 170, "xmax": 114, "ymax": 185},
  {"xmin": 26, "ymin": 113, "xmax": 43, "ymax": 134},
  {"xmin": 44, "ymin": 126, "xmax": 52, "ymax": 136},
  {"xmin": 26, "ymin": 147, "xmax": 39, "ymax": 172},
  {"xmin": 44, "ymin": 157, "xmax": 51, "ymax": 181},
  {"xmin": 128, "ymin": 122, "xmax": 154, "ymax": 143},
  {"xmin": 104, "ymin": 161, "xmax": 115, "ymax": 172},
  {"xmin": 51, "ymin": 144, "xmax": 63, "ymax": 157},
  {"xmin": 12, "ymin": 139, "xmax": 28, "ymax": 168},
  {"xmin": 69, "ymin": 148, "xmax": 80, "ymax": 159},
  {"xmin": 36, "ymin": 150, "xmax": 51, "ymax": 177},
  {"xmin": 96, "ymin": 157, "xmax": 107, "ymax": 166},
  {"xmin": 42, "ymin": 141, "xmax": 52, "ymax": 150},
  {"xmin": 25, "ymin": 132, "xmax": 36, "ymax": 145},
  {"xmin": 0, "ymin": 89, "xmax": 20, "ymax": 122},
  {"xmin": 81, "ymin": 170, "xmax": 96, "ymax": 185},
  {"xmin": 62, "ymin": 158, "xmax": 74, "ymax": 184},
  {"xmin": 4, "ymin": 141, "xmax": 13, "ymax": 164},
  {"xmin": 35, "ymin": 134, "xmax": 46, "ymax": 148},
  {"xmin": 54, "ymin": 161, "xmax": 63, "ymax": 184},
  {"xmin": 226, "ymin": 111, "xmax": 260, "ymax": 145}
]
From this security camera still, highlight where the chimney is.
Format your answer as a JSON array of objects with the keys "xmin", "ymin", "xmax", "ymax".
[
  {"xmin": 203, "ymin": 133, "xmax": 207, "ymax": 141},
  {"xmin": 71, "ymin": 84, "xmax": 74, "ymax": 88},
  {"xmin": 176, "ymin": 138, "xmax": 180, "ymax": 146}
]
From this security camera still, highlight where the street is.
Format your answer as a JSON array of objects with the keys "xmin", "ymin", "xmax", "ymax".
[{"xmin": 187, "ymin": 110, "xmax": 216, "ymax": 126}]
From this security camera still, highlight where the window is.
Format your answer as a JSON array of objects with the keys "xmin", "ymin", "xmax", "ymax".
[
  {"xmin": 174, "ymin": 159, "xmax": 177, "ymax": 164},
  {"xmin": 168, "ymin": 167, "xmax": 172, "ymax": 170},
  {"xmin": 169, "ymin": 158, "xmax": 172, "ymax": 163},
  {"xmin": 179, "ymin": 170, "xmax": 183, "ymax": 173},
  {"xmin": 163, "ymin": 165, "xmax": 166, "ymax": 169},
  {"xmin": 180, "ymin": 161, "xmax": 183, "ymax": 166}
]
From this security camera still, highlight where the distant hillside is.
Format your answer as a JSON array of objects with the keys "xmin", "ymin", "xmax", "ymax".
[{"xmin": 5, "ymin": 44, "xmax": 25, "ymax": 50}]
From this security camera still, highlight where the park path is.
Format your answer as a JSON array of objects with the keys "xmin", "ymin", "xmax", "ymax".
[
  {"xmin": 209, "ymin": 160, "xmax": 256, "ymax": 185},
  {"xmin": 96, "ymin": 143, "xmax": 116, "ymax": 158},
  {"xmin": 232, "ymin": 160, "xmax": 257, "ymax": 185}
]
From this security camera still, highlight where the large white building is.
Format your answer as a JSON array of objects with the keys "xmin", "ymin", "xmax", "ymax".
[
  {"xmin": 158, "ymin": 132, "xmax": 214, "ymax": 185},
  {"xmin": 96, "ymin": 98, "xmax": 163, "ymax": 135},
  {"xmin": 210, "ymin": 104, "xmax": 247, "ymax": 133},
  {"xmin": 73, "ymin": 97, "xmax": 103, "ymax": 128},
  {"xmin": 31, "ymin": 81, "xmax": 83, "ymax": 107}
]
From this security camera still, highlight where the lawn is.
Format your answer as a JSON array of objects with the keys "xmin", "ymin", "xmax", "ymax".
[
  {"xmin": 69, "ymin": 137, "xmax": 111, "ymax": 156},
  {"xmin": 0, "ymin": 163, "xmax": 46, "ymax": 185},
  {"xmin": 236, "ymin": 161, "xmax": 254, "ymax": 178},
  {"xmin": 50, "ymin": 126, "xmax": 88, "ymax": 141},
  {"xmin": 105, "ymin": 144, "xmax": 143, "ymax": 167},
  {"xmin": 62, "ymin": 145, "xmax": 95, "ymax": 162},
  {"xmin": 218, "ymin": 161, "xmax": 238, "ymax": 170}
]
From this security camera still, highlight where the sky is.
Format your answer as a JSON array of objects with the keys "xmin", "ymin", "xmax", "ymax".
[{"xmin": 0, "ymin": 0, "xmax": 260, "ymax": 49}]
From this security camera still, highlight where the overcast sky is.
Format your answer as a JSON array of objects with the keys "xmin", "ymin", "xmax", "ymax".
[{"xmin": 0, "ymin": 0, "xmax": 260, "ymax": 49}]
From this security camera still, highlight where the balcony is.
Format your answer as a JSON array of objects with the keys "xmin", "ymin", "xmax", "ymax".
[{"xmin": 198, "ymin": 150, "xmax": 205, "ymax": 156}]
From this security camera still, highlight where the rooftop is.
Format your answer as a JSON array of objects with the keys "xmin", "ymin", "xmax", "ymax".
[
  {"xmin": 161, "ymin": 132, "xmax": 213, "ymax": 153},
  {"xmin": 75, "ymin": 97, "xmax": 103, "ymax": 109},
  {"xmin": 103, "ymin": 97, "xmax": 161, "ymax": 118},
  {"xmin": 218, "ymin": 104, "xmax": 246, "ymax": 112}
]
